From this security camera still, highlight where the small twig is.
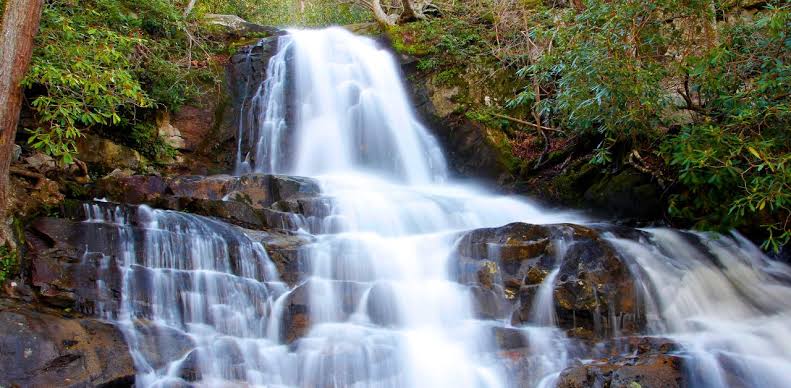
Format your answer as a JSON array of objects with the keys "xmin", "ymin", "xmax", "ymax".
[
  {"xmin": 627, "ymin": 149, "xmax": 667, "ymax": 189},
  {"xmin": 491, "ymin": 113, "xmax": 563, "ymax": 133}
]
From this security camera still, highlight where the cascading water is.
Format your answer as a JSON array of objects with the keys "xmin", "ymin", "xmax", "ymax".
[
  {"xmin": 606, "ymin": 230, "xmax": 791, "ymax": 387},
  {"xmin": 95, "ymin": 26, "xmax": 791, "ymax": 388},
  {"xmin": 83, "ymin": 203, "xmax": 288, "ymax": 386}
]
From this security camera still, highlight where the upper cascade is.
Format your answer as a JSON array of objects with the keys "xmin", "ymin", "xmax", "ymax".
[{"xmin": 236, "ymin": 27, "xmax": 447, "ymax": 184}]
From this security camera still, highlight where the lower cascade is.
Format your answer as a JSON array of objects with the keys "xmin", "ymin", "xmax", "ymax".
[{"xmin": 76, "ymin": 27, "xmax": 791, "ymax": 387}]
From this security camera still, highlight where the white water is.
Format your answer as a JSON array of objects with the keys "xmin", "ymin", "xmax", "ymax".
[
  {"xmin": 93, "ymin": 27, "xmax": 791, "ymax": 387},
  {"xmin": 607, "ymin": 230, "xmax": 791, "ymax": 387},
  {"xmin": 257, "ymin": 28, "xmax": 577, "ymax": 387}
]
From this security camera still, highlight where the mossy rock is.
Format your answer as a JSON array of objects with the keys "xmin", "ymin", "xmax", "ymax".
[{"xmin": 583, "ymin": 169, "xmax": 663, "ymax": 221}]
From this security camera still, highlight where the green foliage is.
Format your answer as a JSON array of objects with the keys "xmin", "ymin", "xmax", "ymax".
[
  {"xmin": 194, "ymin": 0, "xmax": 370, "ymax": 27},
  {"xmin": 510, "ymin": 1, "xmax": 709, "ymax": 160},
  {"xmin": 416, "ymin": 57, "xmax": 439, "ymax": 71},
  {"xmin": 391, "ymin": 17, "xmax": 486, "ymax": 60},
  {"xmin": 661, "ymin": 6, "xmax": 790, "ymax": 249},
  {"xmin": 0, "ymin": 245, "xmax": 17, "ymax": 283},
  {"xmin": 23, "ymin": 0, "xmax": 212, "ymax": 164},
  {"xmin": 434, "ymin": 69, "xmax": 460, "ymax": 86},
  {"xmin": 504, "ymin": 0, "xmax": 789, "ymax": 248}
]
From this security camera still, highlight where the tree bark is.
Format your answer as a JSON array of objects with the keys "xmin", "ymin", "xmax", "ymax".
[
  {"xmin": 366, "ymin": 0, "xmax": 395, "ymax": 26},
  {"xmin": 400, "ymin": 0, "xmax": 426, "ymax": 22},
  {"xmin": 184, "ymin": 0, "xmax": 198, "ymax": 17},
  {"xmin": 0, "ymin": 0, "xmax": 45, "ymax": 248}
]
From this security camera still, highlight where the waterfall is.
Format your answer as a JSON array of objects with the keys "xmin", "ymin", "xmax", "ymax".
[
  {"xmin": 606, "ymin": 230, "xmax": 791, "ymax": 387},
  {"xmin": 83, "ymin": 203, "xmax": 288, "ymax": 386},
  {"xmin": 96, "ymin": 26, "xmax": 791, "ymax": 387}
]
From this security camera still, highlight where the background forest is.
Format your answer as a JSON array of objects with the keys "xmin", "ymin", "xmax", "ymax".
[{"xmin": 3, "ymin": 0, "xmax": 789, "ymax": 260}]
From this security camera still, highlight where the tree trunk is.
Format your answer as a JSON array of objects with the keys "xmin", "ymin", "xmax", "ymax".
[
  {"xmin": 184, "ymin": 0, "xmax": 198, "ymax": 17},
  {"xmin": 400, "ymin": 0, "xmax": 426, "ymax": 22},
  {"xmin": 368, "ymin": 0, "xmax": 395, "ymax": 26},
  {"xmin": 0, "ymin": 0, "xmax": 45, "ymax": 248}
]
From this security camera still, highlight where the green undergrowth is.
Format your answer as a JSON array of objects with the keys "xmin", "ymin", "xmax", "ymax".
[
  {"xmin": 390, "ymin": 0, "xmax": 789, "ymax": 249},
  {"xmin": 22, "ymin": 0, "xmax": 225, "ymax": 165}
]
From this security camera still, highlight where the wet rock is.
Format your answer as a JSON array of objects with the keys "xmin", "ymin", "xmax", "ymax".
[
  {"xmin": 177, "ymin": 197, "xmax": 266, "ymax": 229},
  {"xmin": 469, "ymin": 285, "xmax": 510, "ymax": 320},
  {"xmin": 27, "ymin": 217, "xmax": 126, "ymax": 313},
  {"xmin": 490, "ymin": 326, "xmax": 529, "ymax": 350},
  {"xmin": 94, "ymin": 174, "xmax": 322, "ymax": 230},
  {"xmin": 96, "ymin": 174, "xmax": 169, "ymax": 204},
  {"xmin": 27, "ymin": 202, "xmax": 306, "ymax": 313},
  {"xmin": 558, "ymin": 354, "xmax": 685, "ymax": 388},
  {"xmin": 455, "ymin": 222, "xmax": 644, "ymax": 339},
  {"xmin": 281, "ymin": 283, "xmax": 311, "ymax": 343},
  {"xmin": 0, "ymin": 299, "xmax": 134, "ymax": 387},
  {"xmin": 243, "ymin": 228, "xmax": 314, "ymax": 286},
  {"xmin": 178, "ymin": 349, "xmax": 202, "ymax": 381},
  {"xmin": 556, "ymin": 336, "xmax": 685, "ymax": 387},
  {"xmin": 552, "ymin": 236, "xmax": 640, "ymax": 338},
  {"xmin": 132, "ymin": 320, "xmax": 196, "ymax": 371},
  {"xmin": 583, "ymin": 169, "xmax": 663, "ymax": 222},
  {"xmin": 99, "ymin": 174, "xmax": 320, "ymax": 210},
  {"xmin": 281, "ymin": 280, "xmax": 367, "ymax": 343},
  {"xmin": 366, "ymin": 282, "xmax": 400, "ymax": 327}
]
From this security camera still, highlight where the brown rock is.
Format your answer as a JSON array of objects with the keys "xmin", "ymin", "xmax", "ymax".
[
  {"xmin": 76, "ymin": 134, "xmax": 145, "ymax": 171},
  {"xmin": 455, "ymin": 222, "xmax": 646, "ymax": 339},
  {"xmin": 0, "ymin": 299, "xmax": 134, "ymax": 387},
  {"xmin": 170, "ymin": 105, "xmax": 216, "ymax": 152},
  {"xmin": 557, "ymin": 354, "xmax": 685, "ymax": 388}
]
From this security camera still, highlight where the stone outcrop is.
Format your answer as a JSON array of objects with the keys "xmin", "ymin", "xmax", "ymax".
[
  {"xmin": 0, "ymin": 299, "xmax": 135, "ymax": 387},
  {"xmin": 76, "ymin": 134, "xmax": 147, "ymax": 172},
  {"xmin": 455, "ymin": 222, "xmax": 644, "ymax": 339},
  {"xmin": 93, "ymin": 173, "xmax": 325, "ymax": 230},
  {"xmin": 405, "ymin": 60, "xmax": 518, "ymax": 184},
  {"xmin": 201, "ymin": 14, "xmax": 279, "ymax": 38},
  {"xmin": 25, "ymin": 201, "xmax": 314, "ymax": 314},
  {"xmin": 557, "ymin": 337, "xmax": 686, "ymax": 388}
]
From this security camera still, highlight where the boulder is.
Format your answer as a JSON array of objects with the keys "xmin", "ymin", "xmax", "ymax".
[
  {"xmin": 202, "ymin": 14, "xmax": 279, "ymax": 38},
  {"xmin": 76, "ymin": 134, "xmax": 146, "ymax": 171},
  {"xmin": 26, "ymin": 202, "xmax": 312, "ymax": 314},
  {"xmin": 98, "ymin": 174, "xmax": 320, "ymax": 210},
  {"xmin": 454, "ymin": 223, "xmax": 645, "ymax": 339},
  {"xmin": 132, "ymin": 320, "xmax": 195, "ymax": 371},
  {"xmin": 157, "ymin": 111, "xmax": 187, "ymax": 150},
  {"xmin": 0, "ymin": 299, "xmax": 134, "ymax": 387},
  {"xmin": 557, "ymin": 337, "xmax": 686, "ymax": 388},
  {"xmin": 280, "ymin": 280, "xmax": 368, "ymax": 343},
  {"xmin": 242, "ymin": 228, "xmax": 314, "ymax": 287}
]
